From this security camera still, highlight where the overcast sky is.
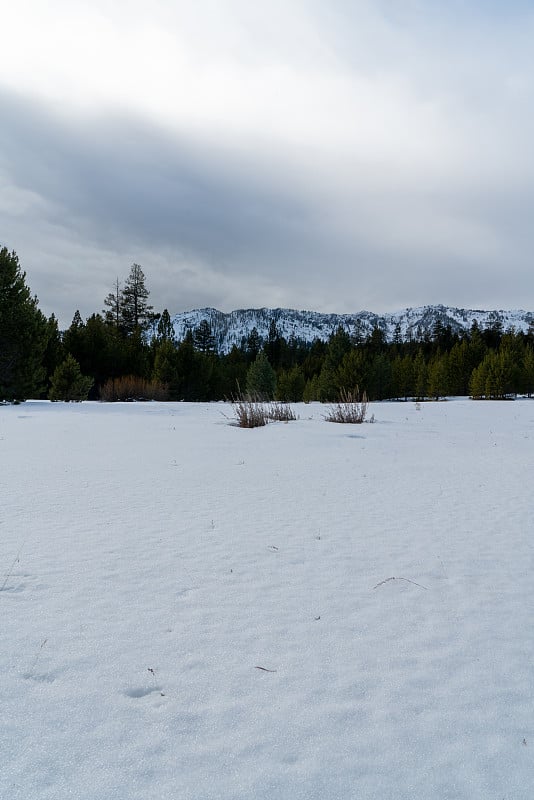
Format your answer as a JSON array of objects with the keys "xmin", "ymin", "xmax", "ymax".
[{"xmin": 2, "ymin": 0, "xmax": 534, "ymax": 327}]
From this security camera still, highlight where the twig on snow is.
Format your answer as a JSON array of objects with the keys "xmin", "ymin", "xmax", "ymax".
[
  {"xmin": 1, "ymin": 540, "xmax": 26, "ymax": 593},
  {"xmin": 373, "ymin": 576, "xmax": 428, "ymax": 590},
  {"xmin": 27, "ymin": 638, "xmax": 48, "ymax": 676},
  {"xmin": 255, "ymin": 666, "xmax": 277, "ymax": 672}
]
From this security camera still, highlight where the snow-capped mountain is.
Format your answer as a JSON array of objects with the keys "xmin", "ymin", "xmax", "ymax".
[{"xmin": 168, "ymin": 305, "xmax": 534, "ymax": 353}]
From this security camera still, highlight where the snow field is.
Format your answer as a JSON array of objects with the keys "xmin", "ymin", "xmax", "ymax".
[{"xmin": 1, "ymin": 400, "xmax": 533, "ymax": 799}]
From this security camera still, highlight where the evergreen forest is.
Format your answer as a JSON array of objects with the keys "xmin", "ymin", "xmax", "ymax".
[{"xmin": 2, "ymin": 247, "xmax": 534, "ymax": 403}]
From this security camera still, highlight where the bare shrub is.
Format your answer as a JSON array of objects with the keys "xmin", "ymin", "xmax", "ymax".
[
  {"xmin": 228, "ymin": 391, "xmax": 296, "ymax": 428},
  {"xmin": 324, "ymin": 387, "xmax": 371, "ymax": 424},
  {"xmin": 266, "ymin": 401, "xmax": 297, "ymax": 422},
  {"xmin": 230, "ymin": 396, "xmax": 269, "ymax": 428},
  {"xmin": 100, "ymin": 375, "xmax": 169, "ymax": 402}
]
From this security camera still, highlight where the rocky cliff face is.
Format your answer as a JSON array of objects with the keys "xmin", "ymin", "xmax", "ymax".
[{"xmin": 167, "ymin": 305, "xmax": 534, "ymax": 353}]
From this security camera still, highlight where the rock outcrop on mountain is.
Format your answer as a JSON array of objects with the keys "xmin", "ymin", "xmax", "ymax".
[{"xmin": 167, "ymin": 305, "xmax": 534, "ymax": 353}]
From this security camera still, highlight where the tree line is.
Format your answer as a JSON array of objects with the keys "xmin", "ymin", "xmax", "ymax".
[{"xmin": 2, "ymin": 246, "xmax": 534, "ymax": 402}]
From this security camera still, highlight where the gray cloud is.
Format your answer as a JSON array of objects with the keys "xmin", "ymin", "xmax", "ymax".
[
  {"xmin": 2, "ymin": 1, "xmax": 534, "ymax": 327},
  {"xmin": 1, "ymin": 91, "xmax": 329, "ymax": 323}
]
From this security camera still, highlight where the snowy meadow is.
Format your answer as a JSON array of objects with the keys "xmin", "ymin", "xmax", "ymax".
[{"xmin": 1, "ymin": 399, "xmax": 533, "ymax": 799}]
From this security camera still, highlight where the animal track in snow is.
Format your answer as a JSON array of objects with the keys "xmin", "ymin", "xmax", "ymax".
[
  {"xmin": 23, "ymin": 672, "xmax": 56, "ymax": 683},
  {"xmin": 124, "ymin": 686, "xmax": 165, "ymax": 698}
]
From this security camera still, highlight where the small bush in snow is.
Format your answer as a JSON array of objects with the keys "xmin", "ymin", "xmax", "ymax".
[
  {"xmin": 100, "ymin": 375, "xmax": 169, "ymax": 402},
  {"xmin": 266, "ymin": 401, "xmax": 297, "ymax": 422},
  {"xmin": 229, "ymin": 391, "xmax": 297, "ymax": 428},
  {"xmin": 324, "ymin": 387, "xmax": 371, "ymax": 424},
  {"xmin": 231, "ymin": 396, "xmax": 269, "ymax": 428},
  {"xmin": 48, "ymin": 355, "xmax": 93, "ymax": 402}
]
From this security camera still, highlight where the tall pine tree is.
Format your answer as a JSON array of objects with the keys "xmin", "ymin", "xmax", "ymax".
[
  {"xmin": 0, "ymin": 248, "xmax": 49, "ymax": 401},
  {"xmin": 120, "ymin": 264, "xmax": 153, "ymax": 334},
  {"xmin": 103, "ymin": 277, "xmax": 122, "ymax": 328},
  {"xmin": 193, "ymin": 319, "xmax": 216, "ymax": 353}
]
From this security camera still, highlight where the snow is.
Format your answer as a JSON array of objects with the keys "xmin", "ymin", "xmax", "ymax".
[
  {"xmin": 1, "ymin": 399, "xmax": 533, "ymax": 799},
  {"xmin": 167, "ymin": 305, "xmax": 534, "ymax": 352}
]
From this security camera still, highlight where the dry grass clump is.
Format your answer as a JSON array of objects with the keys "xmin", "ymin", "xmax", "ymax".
[
  {"xmin": 230, "ymin": 396, "xmax": 297, "ymax": 427},
  {"xmin": 100, "ymin": 375, "xmax": 169, "ymax": 402},
  {"xmin": 266, "ymin": 401, "xmax": 297, "ymax": 422},
  {"xmin": 231, "ymin": 396, "xmax": 269, "ymax": 428},
  {"xmin": 324, "ymin": 388, "xmax": 371, "ymax": 424}
]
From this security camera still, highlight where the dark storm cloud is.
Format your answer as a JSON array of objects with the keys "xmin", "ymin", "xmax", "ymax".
[
  {"xmin": 0, "ymin": 90, "xmax": 319, "ymax": 264},
  {"xmin": 0, "ymin": 89, "xmax": 334, "ymax": 323},
  {"xmin": 2, "ymin": 0, "xmax": 534, "ymax": 325}
]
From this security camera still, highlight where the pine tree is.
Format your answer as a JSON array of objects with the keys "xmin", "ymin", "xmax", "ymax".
[
  {"xmin": 156, "ymin": 309, "xmax": 175, "ymax": 342},
  {"xmin": 523, "ymin": 345, "xmax": 534, "ymax": 397},
  {"xmin": 265, "ymin": 318, "xmax": 282, "ymax": 367},
  {"xmin": 469, "ymin": 361, "xmax": 486, "ymax": 399},
  {"xmin": 124, "ymin": 327, "xmax": 150, "ymax": 378},
  {"xmin": 246, "ymin": 352, "xmax": 276, "ymax": 400},
  {"xmin": 244, "ymin": 327, "xmax": 261, "ymax": 362},
  {"xmin": 351, "ymin": 320, "xmax": 366, "ymax": 346},
  {"xmin": 193, "ymin": 319, "xmax": 216, "ymax": 353},
  {"xmin": 219, "ymin": 346, "xmax": 247, "ymax": 398},
  {"xmin": 336, "ymin": 349, "xmax": 366, "ymax": 395},
  {"xmin": 153, "ymin": 339, "xmax": 179, "ymax": 396},
  {"xmin": 325, "ymin": 326, "xmax": 352, "ymax": 369},
  {"xmin": 469, "ymin": 349, "xmax": 514, "ymax": 400},
  {"xmin": 63, "ymin": 312, "xmax": 126, "ymax": 393},
  {"xmin": 63, "ymin": 310, "xmax": 86, "ymax": 361},
  {"xmin": 484, "ymin": 353, "xmax": 501, "ymax": 399},
  {"xmin": 483, "ymin": 317, "xmax": 503, "ymax": 349},
  {"xmin": 174, "ymin": 334, "xmax": 197, "ymax": 400},
  {"xmin": 84, "ymin": 314, "xmax": 124, "ymax": 391},
  {"xmin": 413, "ymin": 350, "xmax": 428, "ymax": 400},
  {"xmin": 42, "ymin": 314, "xmax": 65, "ymax": 392},
  {"xmin": 103, "ymin": 278, "xmax": 122, "ymax": 328},
  {"xmin": 447, "ymin": 340, "xmax": 470, "ymax": 395},
  {"xmin": 0, "ymin": 248, "xmax": 49, "ymax": 401},
  {"xmin": 121, "ymin": 264, "xmax": 153, "ymax": 334},
  {"xmin": 48, "ymin": 355, "xmax": 93, "ymax": 401},
  {"xmin": 467, "ymin": 322, "xmax": 486, "ymax": 371},
  {"xmin": 427, "ymin": 353, "xmax": 449, "ymax": 400},
  {"xmin": 317, "ymin": 327, "xmax": 353, "ymax": 400},
  {"xmin": 277, "ymin": 365, "xmax": 305, "ymax": 402},
  {"xmin": 392, "ymin": 354, "xmax": 414, "ymax": 400},
  {"xmin": 303, "ymin": 374, "xmax": 321, "ymax": 402},
  {"xmin": 366, "ymin": 326, "xmax": 386, "ymax": 354},
  {"xmin": 499, "ymin": 333, "xmax": 523, "ymax": 395},
  {"xmin": 368, "ymin": 353, "xmax": 392, "ymax": 400},
  {"xmin": 317, "ymin": 365, "xmax": 337, "ymax": 401}
]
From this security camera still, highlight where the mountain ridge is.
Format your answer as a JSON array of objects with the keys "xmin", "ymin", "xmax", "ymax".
[{"xmin": 168, "ymin": 304, "xmax": 534, "ymax": 353}]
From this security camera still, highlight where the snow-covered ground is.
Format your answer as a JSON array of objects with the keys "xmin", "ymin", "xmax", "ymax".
[{"xmin": 1, "ymin": 399, "xmax": 533, "ymax": 799}]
